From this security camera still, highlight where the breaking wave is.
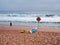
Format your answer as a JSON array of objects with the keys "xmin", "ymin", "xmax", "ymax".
[{"xmin": 0, "ymin": 14, "xmax": 60, "ymax": 23}]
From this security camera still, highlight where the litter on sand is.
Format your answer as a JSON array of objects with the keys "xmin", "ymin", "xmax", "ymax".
[
  {"xmin": 30, "ymin": 27, "xmax": 37, "ymax": 33},
  {"xmin": 20, "ymin": 27, "xmax": 37, "ymax": 33}
]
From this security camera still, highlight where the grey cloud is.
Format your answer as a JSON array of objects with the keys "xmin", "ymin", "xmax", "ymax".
[{"xmin": 0, "ymin": 0, "xmax": 60, "ymax": 11}]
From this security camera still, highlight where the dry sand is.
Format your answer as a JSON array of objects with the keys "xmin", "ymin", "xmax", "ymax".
[{"xmin": 0, "ymin": 25, "xmax": 60, "ymax": 45}]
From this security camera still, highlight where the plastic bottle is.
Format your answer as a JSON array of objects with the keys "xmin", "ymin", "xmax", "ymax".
[{"xmin": 30, "ymin": 27, "xmax": 37, "ymax": 33}]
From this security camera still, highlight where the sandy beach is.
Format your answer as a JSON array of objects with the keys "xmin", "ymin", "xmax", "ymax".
[{"xmin": 0, "ymin": 25, "xmax": 60, "ymax": 45}]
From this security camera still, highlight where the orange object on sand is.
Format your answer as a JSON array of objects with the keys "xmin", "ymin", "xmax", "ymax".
[
  {"xmin": 24, "ymin": 30, "xmax": 30, "ymax": 33},
  {"xmin": 20, "ymin": 30, "xmax": 30, "ymax": 33}
]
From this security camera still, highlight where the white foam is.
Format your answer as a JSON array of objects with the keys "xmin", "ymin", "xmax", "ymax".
[
  {"xmin": 0, "ymin": 14, "xmax": 60, "ymax": 22},
  {"xmin": 41, "ymin": 17, "xmax": 60, "ymax": 22},
  {"xmin": 0, "ymin": 16, "xmax": 60, "ymax": 22}
]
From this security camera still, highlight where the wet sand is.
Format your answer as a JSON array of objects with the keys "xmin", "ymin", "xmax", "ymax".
[{"xmin": 0, "ymin": 25, "xmax": 60, "ymax": 45}]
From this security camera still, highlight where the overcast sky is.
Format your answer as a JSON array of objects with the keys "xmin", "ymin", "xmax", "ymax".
[{"xmin": 0, "ymin": 0, "xmax": 60, "ymax": 11}]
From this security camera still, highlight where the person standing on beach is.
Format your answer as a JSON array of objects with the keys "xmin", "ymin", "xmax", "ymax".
[{"xmin": 10, "ymin": 22, "xmax": 12, "ymax": 26}]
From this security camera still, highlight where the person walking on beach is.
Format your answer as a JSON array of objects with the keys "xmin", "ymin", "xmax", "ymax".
[{"xmin": 10, "ymin": 22, "xmax": 12, "ymax": 26}]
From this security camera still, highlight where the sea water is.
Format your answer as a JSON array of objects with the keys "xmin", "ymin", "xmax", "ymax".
[{"xmin": 0, "ymin": 10, "xmax": 60, "ymax": 28}]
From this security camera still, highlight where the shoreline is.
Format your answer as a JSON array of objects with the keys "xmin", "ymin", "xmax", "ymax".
[{"xmin": 0, "ymin": 25, "xmax": 60, "ymax": 33}]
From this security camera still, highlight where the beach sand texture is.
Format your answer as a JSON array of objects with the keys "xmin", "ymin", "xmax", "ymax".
[{"xmin": 0, "ymin": 26, "xmax": 60, "ymax": 45}]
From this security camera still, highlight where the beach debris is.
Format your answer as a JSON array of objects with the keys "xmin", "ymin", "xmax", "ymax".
[
  {"xmin": 24, "ymin": 30, "xmax": 30, "ymax": 33},
  {"xmin": 20, "ymin": 29, "xmax": 30, "ymax": 33},
  {"xmin": 30, "ymin": 27, "xmax": 37, "ymax": 33},
  {"xmin": 20, "ymin": 27, "xmax": 37, "ymax": 33}
]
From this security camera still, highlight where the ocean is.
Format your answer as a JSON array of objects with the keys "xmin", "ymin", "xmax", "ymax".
[{"xmin": 0, "ymin": 11, "xmax": 60, "ymax": 27}]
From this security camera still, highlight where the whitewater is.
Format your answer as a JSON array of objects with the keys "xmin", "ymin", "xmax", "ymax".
[{"xmin": 0, "ymin": 14, "xmax": 60, "ymax": 23}]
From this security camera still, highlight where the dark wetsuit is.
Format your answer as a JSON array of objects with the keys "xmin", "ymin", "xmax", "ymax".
[{"xmin": 10, "ymin": 22, "xmax": 12, "ymax": 26}]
